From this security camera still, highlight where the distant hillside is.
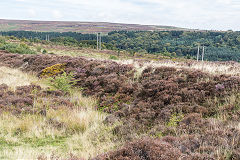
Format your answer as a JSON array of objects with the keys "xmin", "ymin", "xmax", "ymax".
[
  {"xmin": 0, "ymin": 19, "xmax": 187, "ymax": 33},
  {"xmin": 2, "ymin": 30, "xmax": 240, "ymax": 62}
]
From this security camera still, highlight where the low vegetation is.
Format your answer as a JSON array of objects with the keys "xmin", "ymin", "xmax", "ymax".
[
  {"xmin": 0, "ymin": 37, "xmax": 36, "ymax": 54},
  {"xmin": 0, "ymin": 34, "xmax": 239, "ymax": 159},
  {"xmin": 0, "ymin": 67, "xmax": 120, "ymax": 159}
]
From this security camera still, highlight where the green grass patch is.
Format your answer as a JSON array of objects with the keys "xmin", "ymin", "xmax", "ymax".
[
  {"xmin": 0, "ymin": 138, "xmax": 21, "ymax": 150},
  {"xmin": 22, "ymin": 136, "xmax": 67, "ymax": 148}
]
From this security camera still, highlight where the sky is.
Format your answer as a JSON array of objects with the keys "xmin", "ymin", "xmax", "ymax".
[{"xmin": 0, "ymin": 0, "xmax": 240, "ymax": 31}]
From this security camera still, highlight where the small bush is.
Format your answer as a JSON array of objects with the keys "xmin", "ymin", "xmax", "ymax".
[
  {"xmin": 42, "ymin": 49, "xmax": 47, "ymax": 54},
  {"xmin": 0, "ymin": 42, "xmax": 36, "ymax": 54},
  {"xmin": 109, "ymin": 55, "xmax": 118, "ymax": 60},
  {"xmin": 48, "ymin": 72, "xmax": 76, "ymax": 93},
  {"xmin": 95, "ymin": 138, "xmax": 182, "ymax": 159},
  {"xmin": 167, "ymin": 113, "xmax": 184, "ymax": 127},
  {"xmin": 40, "ymin": 63, "xmax": 66, "ymax": 78},
  {"xmin": 36, "ymin": 46, "xmax": 42, "ymax": 52},
  {"xmin": 0, "ymin": 37, "xmax": 6, "ymax": 43}
]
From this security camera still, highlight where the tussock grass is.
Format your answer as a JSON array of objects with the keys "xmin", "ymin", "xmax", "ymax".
[
  {"xmin": 0, "ymin": 94, "xmax": 119, "ymax": 159},
  {"xmin": 213, "ymin": 92, "xmax": 240, "ymax": 121},
  {"xmin": 0, "ymin": 67, "xmax": 120, "ymax": 159}
]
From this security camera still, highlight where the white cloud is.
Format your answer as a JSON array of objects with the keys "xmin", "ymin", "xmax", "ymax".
[
  {"xmin": 52, "ymin": 10, "xmax": 63, "ymax": 19},
  {"xmin": 217, "ymin": 0, "xmax": 232, "ymax": 4},
  {"xmin": 27, "ymin": 9, "xmax": 37, "ymax": 17},
  {"xmin": 1, "ymin": 0, "xmax": 240, "ymax": 30},
  {"xmin": 59, "ymin": 0, "xmax": 141, "ymax": 13}
]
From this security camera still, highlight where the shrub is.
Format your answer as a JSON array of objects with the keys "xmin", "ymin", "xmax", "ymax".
[
  {"xmin": 167, "ymin": 113, "xmax": 184, "ymax": 127},
  {"xmin": 109, "ymin": 55, "xmax": 118, "ymax": 60},
  {"xmin": 36, "ymin": 46, "xmax": 42, "ymax": 52},
  {"xmin": 0, "ymin": 42, "xmax": 36, "ymax": 54},
  {"xmin": 95, "ymin": 137, "xmax": 182, "ymax": 160},
  {"xmin": 42, "ymin": 49, "xmax": 47, "ymax": 54},
  {"xmin": 47, "ymin": 72, "xmax": 76, "ymax": 93},
  {"xmin": 0, "ymin": 37, "xmax": 6, "ymax": 43},
  {"xmin": 40, "ymin": 63, "xmax": 66, "ymax": 78}
]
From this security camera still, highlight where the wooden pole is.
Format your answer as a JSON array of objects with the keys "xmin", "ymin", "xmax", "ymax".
[
  {"xmin": 197, "ymin": 45, "xmax": 200, "ymax": 61},
  {"xmin": 99, "ymin": 33, "xmax": 101, "ymax": 50},
  {"xmin": 202, "ymin": 46, "xmax": 205, "ymax": 61},
  {"xmin": 97, "ymin": 33, "xmax": 99, "ymax": 50}
]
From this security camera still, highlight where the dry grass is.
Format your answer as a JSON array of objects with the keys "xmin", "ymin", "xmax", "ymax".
[
  {"xmin": 0, "ymin": 66, "xmax": 120, "ymax": 159},
  {"xmin": 118, "ymin": 59, "xmax": 240, "ymax": 76},
  {"xmin": 0, "ymin": 107, "xmax": 119, "ymax": 159},
  {"xmin": 38, "ymin": 44, "xmax": 112, "ymax": 60},
  {"xmin": 0, "ymin": 66, "xmax": 40, "ymax": 89},
  {"xmin": 212, "ymin": 92, "xmax": 240, "ymax": 121}
]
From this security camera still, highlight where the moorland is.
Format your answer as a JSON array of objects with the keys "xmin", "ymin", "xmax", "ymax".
[{"xmin": 0, "ymin": 30, "xmax": 239, "ymax": 159}]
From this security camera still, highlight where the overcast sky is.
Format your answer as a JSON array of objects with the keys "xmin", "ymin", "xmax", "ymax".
[{"xmin": 0, "ymin": 0, "xmax": 240, "ymax": 31}]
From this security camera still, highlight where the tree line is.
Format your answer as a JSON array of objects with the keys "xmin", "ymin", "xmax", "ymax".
[{"xmin": 1, "ymin": 30, "xmax": 240, "ymax": 62}]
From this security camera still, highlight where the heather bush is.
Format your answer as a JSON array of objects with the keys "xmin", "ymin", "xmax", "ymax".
[
  {"xmin": 0, "ymin": 84, "xmax": 73, "ymax": 115},
  {"xmin": 0, "ymin": 51, "xmax": 240, "ymax": 159},
  {"xmin": 95, "ymin": 138, "xmax": 182, "ymax": 160},
  {"xmin": 0, "ymin": 52, "xmax": 239, "ymax": 121}
]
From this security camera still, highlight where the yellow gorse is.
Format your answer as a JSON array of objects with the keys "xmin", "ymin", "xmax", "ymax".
[{"xmin": 40, "ymin": 63, "xmax": 66, "ymax": 78}]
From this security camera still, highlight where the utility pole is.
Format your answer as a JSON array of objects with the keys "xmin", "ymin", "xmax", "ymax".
[
  {"xmin": 99, "ymin": 33, "xmax": 101, "ymax": 50},
  {"xmin": 97, "ymin": 33, "xmax": 99, "ymax": 50},
  {"xmin": 202, "ymin": 46, "xmax": 205, "ymax": 62},
  {"xmin": 46, "ymin": 35, "xmax": 50, "ymax": 41},
  {"xmin": 197, "ymin": 45, "xmax": 200, "ymax": 61},
  {"xmin": 96, "ymin": 33, "xmax": 101, "ymax": 50}
]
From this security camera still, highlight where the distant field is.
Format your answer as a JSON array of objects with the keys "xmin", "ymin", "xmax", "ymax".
[{"xmin": 0, "ymin": 19, "xmax": 187, "ymax": 33}]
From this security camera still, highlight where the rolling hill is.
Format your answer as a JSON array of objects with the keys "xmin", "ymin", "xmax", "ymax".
[{"xmin": 0, "ymin": 19, "xmax": 187, "ymax": 33}]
